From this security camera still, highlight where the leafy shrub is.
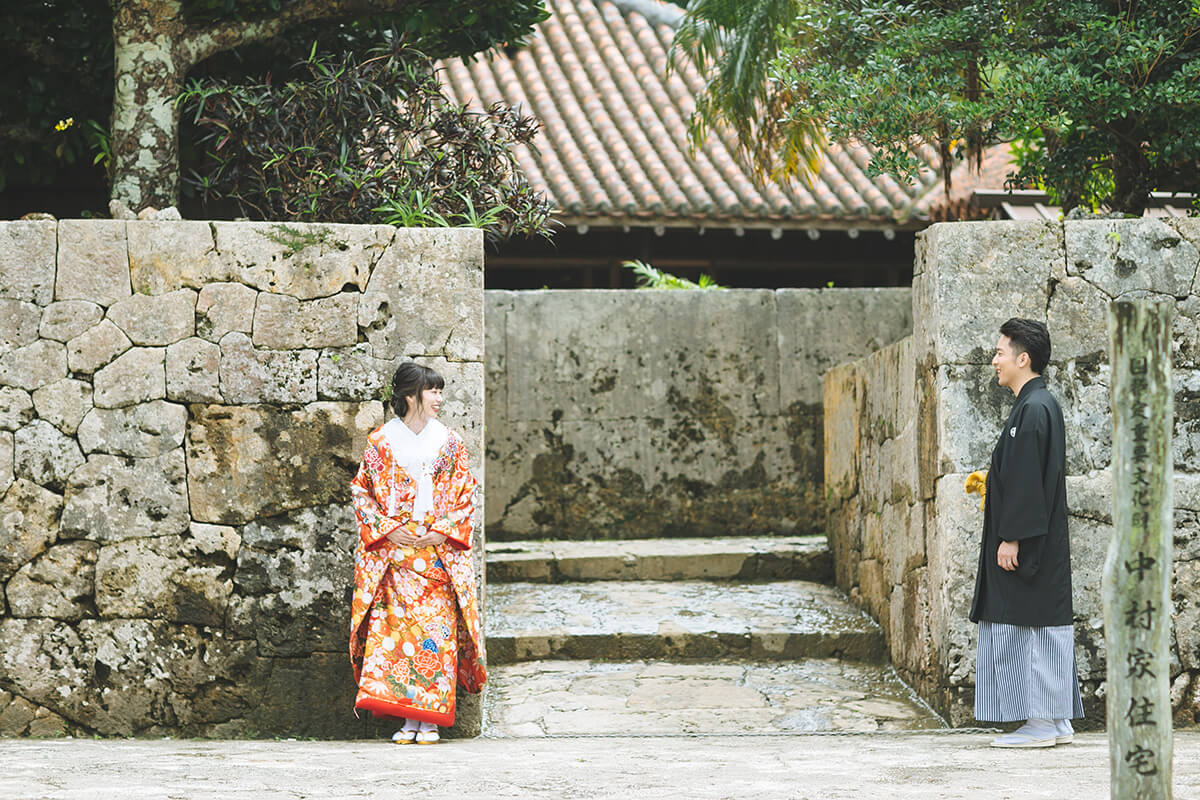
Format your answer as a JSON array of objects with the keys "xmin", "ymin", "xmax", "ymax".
[{"xmin": 181, "ymin": 36, "xmax": 554, "ymax": 241}]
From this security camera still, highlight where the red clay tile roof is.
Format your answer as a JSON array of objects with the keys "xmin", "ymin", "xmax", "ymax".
[{"xmin": 438, "ymin": 0, "xmax": 982, "ymax": 231}]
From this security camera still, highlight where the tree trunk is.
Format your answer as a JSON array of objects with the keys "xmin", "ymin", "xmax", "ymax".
[
  {"xmin": 110, "ymin": 0, "xmax": 188, "ymax": 211},
  {"xmin": 1111, "ymin": 136, "xmax": 1152, "ymax": 217}
]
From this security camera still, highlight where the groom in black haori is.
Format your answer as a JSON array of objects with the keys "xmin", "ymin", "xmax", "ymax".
[{"xmin": 966, "ymin": 318, "xmax": 1083, "ymax": 748}]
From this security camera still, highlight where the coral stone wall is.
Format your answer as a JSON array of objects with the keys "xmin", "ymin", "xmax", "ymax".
[
  {"xmin": 485, "ymin": 288, "xmax": 913, "ymax": 540},
  {"xmin": 824, "ymin": 218, "xmax": 1200, "ymax": 728},
  {"xmin": 0, "ymin": 220, "xmax": 484, "ymax": 738}
]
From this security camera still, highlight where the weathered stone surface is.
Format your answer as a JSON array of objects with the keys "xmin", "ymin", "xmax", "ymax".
[
  {"xmin": 93, "ymin": 347, "xmax": 165, "ymax": 408},
  {"xmin": 778, "ymin": 288, "xmax": 912, "ymax": 406},
  {"xmin": 361, "ymin": 227, "xmax": 483, "ymax": 361},
  {"xmin": 316, "ymin": 344, "xmax": 392, "ymax": 401},
  {"xmin": 0, "ymin": 339, "xmax": 67, "ymax": 390},
  {"xmin": 230, "ymin": 505, "xmax": 355, "ymax": 656},
  {"xmin": 61, "ymin": 450, "xmax": 189, "ymax": 541},
  {"xmin": 31, "ymin": 379, "xmax": 93, "ymax": 436},
  {"xmin": 95, "ymin": 530, "xmax": 235, "ymax": 626},
  {"xmin": 0, "ymin": 299, "xmax": 42, "ymax": 351},
  {"xmin": 13, "ymin": 419, "xmax": 85, "ymax": 491},
  {"xmin": 1046, "ymin": 276, "xmax": 1112, "ymax": 362},
  {"xmin": 932, "ymin": 364, "xmax": 1011, "ymax": 475},
  {"xmin": 211, "ymin": 222, "xmax": 393, "ymax": 300},
  {"xmin": 187, "ymin": 402, "xmax": 383, "ymax": 524},
  {"xmin": 106, "ymin": 289, "xmax": 197, "ymax": 345},
  {"xmin": 0, "ymin": 478, "xmax": 63, "ymax": 583},
  {"xmin": 55, "ymin": 220, "xmax": 130, "ymax": 307},
  {"xmin": 1065, "ymin": 218, "xmax": 1200, "ymax": 299},
  {"xmin": 166, "ymin": 337, "xmax": 222, "ymax": 403},
  {"xmin": 66, "ymin": 318, "xmax": 131, "ymax": 374},
  {"xmin": 913, "ymin": 221, "xmax": 1064, "ymax": 365},
  {"xmin": 0, "ymin": 386, "xmax": 34, "ymax": 431},
  {"xmin": 6, "ymin": 541, "xmax": 99, "ymax": 620},
  {"xmin": 196, "ymin": 282, "xmax": 257, "ymax": 342},
  {"xmin": 219, "ymin": 332, "xmax": 317, "ymax": 404},
  {"xmin": 0, "ymin": 431, "xmax": 11, "ymax": 496},
  {"xmin": 76, "ymin": 400, "xmax": 187, "ymax": 457},
  {"xmin": 38, "ymin": 300, "xmax": 103, "ymax": 343},
  {"xmin": 0, "ymin": 220, "xmax": 57, "ymax": 305},
  {"xmin": 253, "ymin": 292, "xmax": 357, "ymax": 350},
  {"xmin": 127, "ymin": 220, "xmax": 225, "ymax": 295}
]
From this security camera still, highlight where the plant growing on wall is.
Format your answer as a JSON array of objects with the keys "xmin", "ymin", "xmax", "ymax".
[
  {"xmin": 181, "ymin": 39, "xmax": 554, "ymax": 241},
  {"xmin": 622, "ymin": 259, "xmax": 725, "ymax": 289}
]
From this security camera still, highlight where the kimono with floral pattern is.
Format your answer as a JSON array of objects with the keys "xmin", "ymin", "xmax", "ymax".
[{"xmin": 349, "ymin": 423, "xmax": 485, "ymax": 727}]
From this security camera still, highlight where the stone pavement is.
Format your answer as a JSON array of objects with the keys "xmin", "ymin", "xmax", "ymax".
[
  {"xmin": 484, "ymin": 659, "xmax": 945, "ymax": 736},
  {"xmin": 5, "ymin": 733, "xmax": 1200, "ymax": 799}
]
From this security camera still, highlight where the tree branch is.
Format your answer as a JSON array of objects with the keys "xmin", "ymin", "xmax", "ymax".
[{"xmin": 181, "ymin": 0, "xmax": 418, "ymax": 67}]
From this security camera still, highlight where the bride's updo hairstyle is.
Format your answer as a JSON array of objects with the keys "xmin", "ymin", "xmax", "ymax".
[{"xmin": 390, "ymin": 362, "xmax": 445, "ymax": 418}]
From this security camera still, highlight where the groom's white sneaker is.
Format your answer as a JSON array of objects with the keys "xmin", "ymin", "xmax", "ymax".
[{"xmin": 990, "ymin": 718, "xmax": 1058, "ymax": 748}]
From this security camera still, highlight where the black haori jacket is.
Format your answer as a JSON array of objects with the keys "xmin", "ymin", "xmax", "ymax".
[{"xmin": 969, "ymin": 376, "xmax": 1074, "ymax": 627}]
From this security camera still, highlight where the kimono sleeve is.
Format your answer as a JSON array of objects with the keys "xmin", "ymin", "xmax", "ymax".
[
  {"xmin": 350, "ymin": 445, "xmax": 405, "ymax": 549},
  {"xmin": 429, "ymin": 437, "xmax": 478, "ymax": 550},
  {"xmin": 995, "ymin": 404, "xmax": 1054, "ymax": 542}
]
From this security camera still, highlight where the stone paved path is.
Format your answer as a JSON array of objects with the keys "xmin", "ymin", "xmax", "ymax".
[
  {"xmin": 484, "ymin": 659, "xmax": 945, "ymax": 736},
  {"xmin": 483, "ymin": 536, "xmax": 942, "ymax": 737}
]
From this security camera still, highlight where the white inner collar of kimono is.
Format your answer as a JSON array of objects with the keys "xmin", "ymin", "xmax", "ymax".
[{"xmin": 381, "ymin": 417, "xmax": 448, "ymax": 521}]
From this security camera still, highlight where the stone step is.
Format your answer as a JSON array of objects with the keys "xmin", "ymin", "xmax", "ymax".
[
  {"xmin": 483, "ymin": 659, "xmax": 946, "ymax": 736},
  {"xmin": 485, "ymin": 580, "xmax": 885, "ymax": 665},
  {"xmin": 485, "ymin": 535, "xmax": 833, "ymax": 584}
]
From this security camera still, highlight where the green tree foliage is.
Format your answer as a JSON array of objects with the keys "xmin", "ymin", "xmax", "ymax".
[
  {"xmin": 181, "ymin": 40, "xmax": 553, "ymax": 241},
  {"xmin": 1, "ymin": 1, "xmax": 548, "ymax": 214},
  {"xmin": 674, "ymin": 0, "xmax": 1200, "ymax": 215},
  {"xmin": 621, "ymin": 260, "xmax": 724, "ymax": 289}
]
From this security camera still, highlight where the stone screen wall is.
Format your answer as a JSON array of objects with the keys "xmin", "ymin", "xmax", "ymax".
[
  {"xmin": 0, "ymin": 220, "xmax": 484, "ymax": 738},
  {"xmin": 824, "ymin": 218, "xmax": 1200, "ymax": 727},
  {"xmin": 485, "ymin": 288, "xmax": 913, "ymax": 540}
]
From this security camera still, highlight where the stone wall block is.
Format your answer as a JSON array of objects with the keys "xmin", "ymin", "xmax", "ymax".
[
  {"xmin": 1045, "ymin": 361, "xmax": 1112, "ymax": 473},
  {"xmin": 0, "ymin": 340, "xmax": 67, "ymax": 391},
  {"xmin": 778, "ymin": 287, "xmax": 912, "ymax": 407},
  {"xmin": 66, "ymin": 318, "xmax": 131, "ymax": 375},
  {"xmin": 196, "ymin": 282, "xmax": 257, "ymax": 342},
  {"xmin": 1065, "ymin": 218, "xmax": 1199, "ymax": 298},
  {"xmin": 61, "ymin": 450, "xmax": 189, "ymax": 541},
  {"xmin": 0, "ymin": 478, "xmax": 63, "ymax": 583},
  {"xmin": 95, "ymin": 534, "xmax": 233, "ymax": 626},
  {"xmin": 127, "ymin": 220, "xmax": 225, "ymax": 295},
  {"xmin": 6, "ymin": 541, "xmax": 99, "ymax": 620},
  {"xmin": 219, "ymin": 332, "xmax": 317, "ymax": 404},
  {"xmin": 13, "ymin": 419, "xmax": 85, "ymax": 491},
  {"xmin": 913, "ymin": 222, "xmax": 1064, "ymax": 365},
  {"xmin": 317, "ymin": 344, "xmax": 392, "ymax": 401},
  {"xmin": 0, "ymin": 299, "xmax": 42, "ymax": 352},
  {"xmin": 0, "ymin": 431, "xmax": 11, "ymax": 496},
  {"xmin": 55, "ymin": 220, "xmax": 130, "ymax": 307},
  {"xmin": 231, "ymin": 505, "xmax": 355, "ymax": 655},
  {"xmin": 362, "ymin": 227, "xmax": 482, "ymax": 361},
  {"xmin": 1176, "ymin": 560, "xmax": 1200, "ymax": 671},
  {"xmin": 0, "ymin": 220, "xmax": 57, "ymax": 305},
  {"xmin": 212, "ymin": 222, "xmax": 393, "ymax": 299},
  {"xmin": 186, "ymin": 402, "xmax": 383, "ymax": 524},
  {"xmin": 76, "ymin": 400, "xmax": 187, "ymax": 458},
  {"xmin": 935, "ymin": 364, "xmax": 1009, "ymax": 476},
  {"xmin": 1046, "ymin": 276, "xmax": 1113, "ymax": 362},
  {"xmin": 823, "ymin": 365, "xmax": 861, "ymax": 504},
  {"xmin": 93, "ymin": 347, "xmax": 165, "ymax": 408},
  {"xmin": 0, "ymin": 387, "xmax": 34, "ymax": 431},
  {"xmin": 106, "ymin": 289, "xmax": 197, "ymax": 345},
  {"xmin": 32, "ymin": 379, "xmax": 93, "ymax": 436},
  {"xmin": 485, "ymin": 290, "xmax": 514, "ymax": 426},
  {"xmin": 253, "ymin": 292, "xmax": 357, "ymax": 350},
  {"xmin": 38, "ymin": 301, "xmax": 103, "ymax": 343},
  {"xmin": 166, "ymin": 338, "xmax": 222, "ymax": 403}
]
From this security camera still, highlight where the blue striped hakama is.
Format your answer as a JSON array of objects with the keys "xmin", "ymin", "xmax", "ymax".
[{"xmin": 975, "ymin": 620, "xmax": 1084, "ymax": 722}]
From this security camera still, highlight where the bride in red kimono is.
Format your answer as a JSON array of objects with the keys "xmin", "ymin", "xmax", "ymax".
[{"xmin": 349, "ymin": 362, "xmax": 486, "ymax": 744}]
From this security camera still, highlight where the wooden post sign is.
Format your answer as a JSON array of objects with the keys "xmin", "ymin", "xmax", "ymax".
[{"xmin": 1104, "ymin": 299, "xmax": 1174, "ymax": 800}]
